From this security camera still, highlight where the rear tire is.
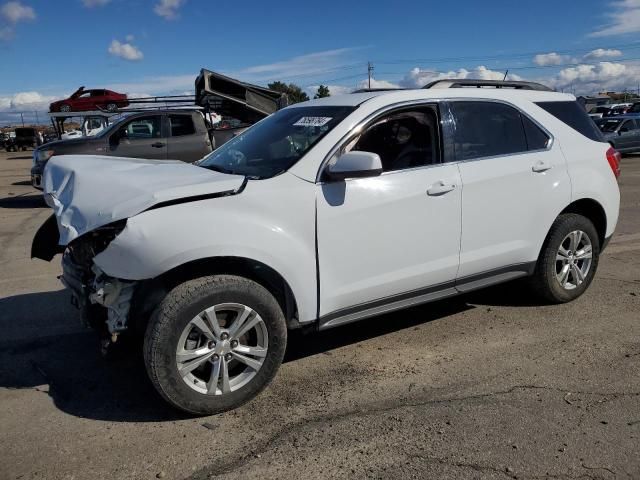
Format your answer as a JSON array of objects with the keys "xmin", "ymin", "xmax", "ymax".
[
  {"xmin": 144, "ymin": 275, "xmax": 287, "ymax": 415},
  {"xmin": 530, "ymin": 213, "xmax": 600, "ymax": 303},
  {"xmin": 106, "ymin": 103, "xmax": 118, "ymax": 112}
]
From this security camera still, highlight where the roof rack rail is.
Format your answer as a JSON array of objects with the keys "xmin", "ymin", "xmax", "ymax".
[
  {"xmin": 352, "ymin": 88, "xmax": 405, "ymax": 93},
  {"xmin": 422, "ymin": 79, "xmax": 554, "ymax": 91}
]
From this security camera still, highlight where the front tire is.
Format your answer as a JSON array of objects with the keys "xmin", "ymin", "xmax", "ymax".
[
  {"xmin": 143, "ymin": 275, "xmax": 287, "ymax": 415},
  {"xmin": 530, "ymin": 213, "xmax": 600, "ymax": 303},
  {"xmin": 105, "ymin": 103, "xmax": 118, "ymax": 112},
  {"xmin": 59, "ymin": 104, "xmax": 71, "ymax": 112}
]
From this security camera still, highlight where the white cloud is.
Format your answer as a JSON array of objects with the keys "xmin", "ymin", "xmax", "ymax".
[
  {"xmin": 81, "ymin": 0, "xmax": 110, "ymax": 7},
  {"xmin": 583, "ymin": 48, "xmax": 623, "ymax": 59},
  {"xmin": 400, "ymin": 65, "xmax": 521, "ymax": 88},
  {"xmin": 0, "ymin": 1, "xmax": 34, "ymax": 38},
  {"xmin": 125, "ymin": 34, "xmax": 134, "ymax": 42},
  {"xmin": 0, "ymin": 91, "xmax": 59, "ymax": 112},
  {"xmin": 1, "ymin": 1, "xmax": 35, "ymax": 23},
  {"xmin": 153, "ymin": 0, "xmax": 185, "ymax": 20},
  {"xmin": 108, "ymin": 39, "xmax": 143, "ymax": 61},
  {"xmin": 590, "ymin": 0, "xmax": 640, "ymax": 36},
  {"xmin": 533, "ymin": 52, "xmax": 571, "ymax": 66},
  {"xmin": 545, "ymin": 61, "xmax": 640, "ymax": 93},
  {"xmin": 360, "ymin": 78, "xmax": 401, "ymax": 89}
]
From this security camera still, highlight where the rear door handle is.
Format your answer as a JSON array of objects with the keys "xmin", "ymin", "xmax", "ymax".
[
  {"xmin": 427, "ymin": 180, "xmax": 456, "ymax": 196},
  {"xmin": 151, "ymin": 142, "xmax": 166, "ymax": 148},
  {"xmin": 532, "ymin": 160, "xmax": 552, "ymax": 173}
]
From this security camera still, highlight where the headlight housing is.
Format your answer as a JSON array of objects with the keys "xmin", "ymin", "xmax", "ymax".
[{"xmin": 36, "ymin": 149, "xmax": 54, "ymax": 164}]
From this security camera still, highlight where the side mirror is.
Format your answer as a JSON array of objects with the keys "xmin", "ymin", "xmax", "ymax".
[{"xmin": 326, "ymin": 151, "xmax": 383, "ymax": 181}]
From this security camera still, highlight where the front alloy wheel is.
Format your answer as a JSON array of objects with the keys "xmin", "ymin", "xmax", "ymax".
[
  {"xmin": 144, "ymin": 275, "xmax": 287, "ymax": 415},
  {"xmin": 176, "ymin": 303, "xmax": 269, "ymax": 395}
]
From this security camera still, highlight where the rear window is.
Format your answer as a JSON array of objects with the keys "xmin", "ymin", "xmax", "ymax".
[{"xmin": 536, "ymin": 101, "xmax": 604, "ymax": 142}]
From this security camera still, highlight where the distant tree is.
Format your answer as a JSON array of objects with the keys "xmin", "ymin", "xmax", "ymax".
[
  {"xmin": 268, "ymin": 81, "xmax": 310, "ymax": 104},
  {"xmin": 314, "ymin": 85, "xmax": 330, "ymax": 99}
]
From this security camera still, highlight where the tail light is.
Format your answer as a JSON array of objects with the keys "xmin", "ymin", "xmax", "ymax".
[{"xmin": 606, "ymin": 147, "xmax": 621, "ymax": 179}]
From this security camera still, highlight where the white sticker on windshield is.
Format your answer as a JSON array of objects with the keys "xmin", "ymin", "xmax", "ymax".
[{"xmin": 293, "ymin": 116, "xmax": 332, "ymax": 127}]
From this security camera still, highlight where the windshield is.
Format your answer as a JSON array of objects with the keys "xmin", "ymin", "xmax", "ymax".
[
  {"xmin": 596, "ymin": 118, "xmax": 622, "ymax": 132},
  {"xmin": 94, "ymin": 114, "xmax": 134, "ymax": 138},
  {"xmin": 198, "ymin": 105, "xmax": 356, "ymax": 179}
]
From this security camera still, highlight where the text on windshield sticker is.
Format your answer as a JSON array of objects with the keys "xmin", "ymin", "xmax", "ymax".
[{"xmin": 293, "ymin": 117, "xmax": 333, "ymax": 127}]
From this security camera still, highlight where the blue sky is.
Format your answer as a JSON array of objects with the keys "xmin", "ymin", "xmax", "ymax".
[{"xmin": 1, "ymin": 0, "xmax": 640, "ymax": 123}]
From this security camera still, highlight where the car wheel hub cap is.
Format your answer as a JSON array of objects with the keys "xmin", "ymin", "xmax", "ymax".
[
  {"xmin": 555, "ymin": 230, "xmax": 593, "ymax": 290},
  {"xmin": 175, "ymin": 303, "xmax": 268, "ymax": 396}
]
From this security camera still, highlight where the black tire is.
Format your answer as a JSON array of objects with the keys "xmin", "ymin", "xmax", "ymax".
[
  {"xmin": 530, "ymin": 213, "xmax": 600, "ymax": 303},
  {"xmin": 59, "ymin": 104, "xmax": 71, "ymax": 112},
  {"xmin": 143, "ymin": 275, "xmax": 287, "ymax": 415},
  {"xmin": 105, "ymin": 103, "xmax": 118, "ymax": 112}
]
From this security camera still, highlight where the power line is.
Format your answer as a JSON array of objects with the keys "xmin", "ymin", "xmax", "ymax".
[{"xmin": 372, "ymin": 41, "xmax": 640, "ymax": 66}]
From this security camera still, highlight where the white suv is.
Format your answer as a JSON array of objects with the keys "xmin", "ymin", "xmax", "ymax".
[{"xmin": 33, "ymin": 80, "xmax": 621, "ymax": 415}]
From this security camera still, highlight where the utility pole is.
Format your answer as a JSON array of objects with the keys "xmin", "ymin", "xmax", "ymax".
[
  {"xmin": 367, "ymin": 62, "xmax": 374, "ymax": 89},
  {"xmin": 35, "ymin": 111, "xmax": 39, "ymax": 125},
  {"xmin": 20, "ymin": 112, "xmax": 24, "ymax": 127},
  {"xmin": 503, "ymin": 70, "xmax": 509, "ymax": 81}
]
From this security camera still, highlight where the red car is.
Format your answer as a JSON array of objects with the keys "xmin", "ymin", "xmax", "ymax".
[{"xmin": 49, "ymin": 87, "xmax": 129, "ymax": 113}]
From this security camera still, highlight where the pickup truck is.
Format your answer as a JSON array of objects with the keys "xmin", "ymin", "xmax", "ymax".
[{"xmin": 31, "ymin": 109, "xmax": 212, "ymax": 189}]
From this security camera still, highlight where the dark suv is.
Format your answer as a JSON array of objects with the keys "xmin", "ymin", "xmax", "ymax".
[{"xmin": 31, "ymin": 110, "xmax": 213, "ymax": 189}]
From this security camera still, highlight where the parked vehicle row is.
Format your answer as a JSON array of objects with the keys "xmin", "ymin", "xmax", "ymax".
[
  {"xmin": 595, "ymin": 114, "xmax": 640, "ymax": 154},
  {"xmin": 33, "ymin": 81, "xmax": 620, "ymax": 415},
  {"xmin": 588, "ymin": 102, "xmax": 639, "ymax": 119}
]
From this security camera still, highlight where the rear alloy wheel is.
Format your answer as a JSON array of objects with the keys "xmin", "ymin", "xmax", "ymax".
[
  {"xmin": 144, "ymin": 275, "xmax": 287, "ymax": 415},
  {"xmin": 105, "ymin": 103, "xmax": 118, "ymax": 112},
  {"xmin": 530, "ymin": 213, "xmax": 600, "ymax": 303}
]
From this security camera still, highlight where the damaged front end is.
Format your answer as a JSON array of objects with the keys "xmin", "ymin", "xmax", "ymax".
[{"xmin": 34, "ymin": 216, "xmax": 137, "ymax": 342}]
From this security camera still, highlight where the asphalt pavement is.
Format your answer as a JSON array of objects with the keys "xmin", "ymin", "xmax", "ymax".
[{"xmin": 0, "ymin": 149, "xmax": 638, "ymax": 480}]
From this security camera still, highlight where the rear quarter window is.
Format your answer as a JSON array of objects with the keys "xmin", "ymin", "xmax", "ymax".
[{"xmin": 535, "ymin": 101, "xmax": 604, "ymax": 142}]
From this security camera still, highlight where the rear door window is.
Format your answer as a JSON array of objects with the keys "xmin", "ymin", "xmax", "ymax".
[
  {"xmin": 536, "ymin": 101, "xmax": 604, "ymax": 142},
  {"xmin": 124, "ymin": 116, "xmax": 162, "ymax": 139},
  {"xmin": 170, "ymin": 115, "xmax": 196, "ymax": 136},
  {"xmin": 449, "ymin": 101, "xmax": 528, "ymax": 161}
]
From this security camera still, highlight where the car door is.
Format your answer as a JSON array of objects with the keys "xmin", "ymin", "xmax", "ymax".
[
  {"xmin": 167, "ymin": 114, "xmax": 212, "ymax": 162},
  {"xmin": 74, "ymin": 91, "xmax": 94, "ymax": 111},
  {"xmin": 316, "ymin": 104, "xmax": 462, "ymax": 322},
  {"xmin": 449, "ymin": 100, "xmax": 571, "ymax": 283},
  {"xmin": 616, "ymin": 120, "xmax": 637, "ymax": 151},
  {"xmin": 108, "ymin": 115, "xmax": 167, "ymax": 159}
]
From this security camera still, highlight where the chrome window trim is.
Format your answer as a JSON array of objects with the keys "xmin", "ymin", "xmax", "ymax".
[{"xmin": 315, "ymin": 97, "xmax": 555, "ymax": 183}]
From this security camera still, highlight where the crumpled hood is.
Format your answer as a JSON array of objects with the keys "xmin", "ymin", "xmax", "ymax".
[{"xmin": 43, "ymin": 155, "xmax": 245, "ymax": 245}]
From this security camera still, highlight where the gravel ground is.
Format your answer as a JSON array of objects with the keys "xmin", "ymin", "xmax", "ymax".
[{"xmin": 0, "ymin": 149, "xmax": 638, "ymax": 480}]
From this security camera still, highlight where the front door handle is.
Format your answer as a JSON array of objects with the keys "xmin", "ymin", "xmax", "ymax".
[
  {"xmin": 532, "ymin": 160, "xmax": 552, "ymax": 173},
  {"xmin": 427, "ymin": 181, "xmax": 456, "ymax": 196},
  {"xmin": 151, "ymin": 142, "xmax": 166, "ymax": 148}
]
